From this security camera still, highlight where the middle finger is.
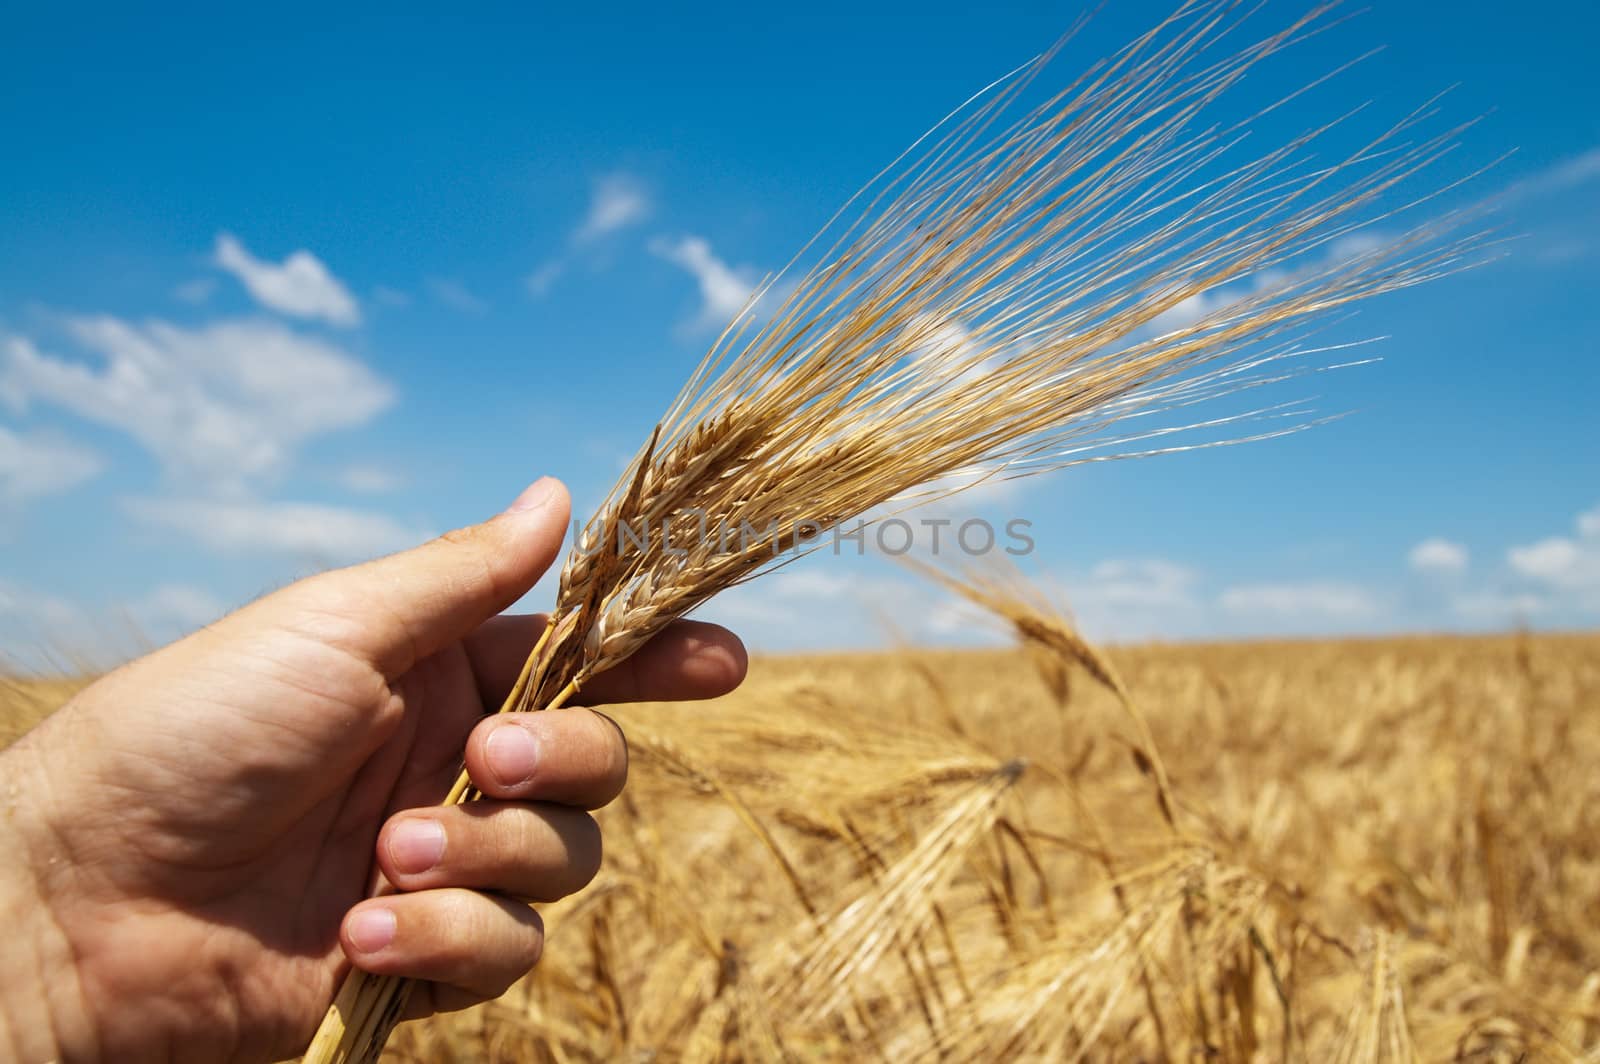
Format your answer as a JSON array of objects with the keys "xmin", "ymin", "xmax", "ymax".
[{"xmin": 377, "ymin": 800, "xmax": 603, "ymax": 902}]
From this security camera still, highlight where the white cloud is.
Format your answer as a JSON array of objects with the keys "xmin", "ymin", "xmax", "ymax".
[
  {"xmin": 1508, "ymin": 538, "xmax": 1587, "ymax": 584},
  {"xmin": 1076, "ymin": 559, "xmax": 1198, "ymax": 611},
  {"xmin": 1081, "ymin": 556, "xmax": 1196, "ymax": 598},
  {"xmin": 524, "ymin": 260, "xmax": 564, "ymax": 297},
  {"xmin": 1421, "ymin": 505, "xmax": 1600, "ymax": 624},
  {"xmin": 1452, "ymin": 590, "xmax": 1547, "ymax": 622},
  {"xmin": 888, "ymin": 463, "xmax": 1026, "ymax": 514},
  {"xmin": 1578, "ymin": 504, "xmax": 1600, "ymax": 539},
  {"xmin": 1150, "ymin": 290, "xmax": 1228, "ymax": 334},
  {"xmin": 0, "ymin": 580, "xmax": 80, "ymax": 629},
  {"xmin": 129, "ymin": 584, "xmax": 227, "ymax": 630},
  {"xmin": 126, "ymin": 497, "xmax": 429, "ymax": 561},
  {"xmin": 1408, "ymin": 537, "xmax": 1468, "ymax": 575},
  {"xmin": 1062, "ymin": 558, "xmax": 1202, "ymax": 640},
  {"xmin": 173, "ymin": 278, "xmax": 216, "ymax": 305},
  {"xmin": 651, "ymin": 235, "xmax": 762, "ymax": 333},
  {"xmin": 899, "ymin": 313, "xmax": 1003, "ymax": 390},
  {"xmin": 0, "ymin": 425, "xmax": 102, "ymax": 505},
  {"xmin": 575, "ymin": 173, "xmax": 650, "ymax": 244},
  {"xmin": 697, "ymin": 585, "xmax": 788, "ymax": 628},
  {"xmin": 1219, "ymin": 581, "xmax": 1379, "ymax": 620},
  {"xmin": 1, "ymin": 318, "xmax": 394, "ymax": 490},
  {"xmin": 336, "ymin": 464, "xmax": 403, "ymax": 494},
  {"xmin": 1504, "ymin": 148, "xmax": 1600, "ymax": 202},
  {"xmin": 695, "ymin": 563, "xmax": 957, "ymax": 651},
  {"xmin": 213, "ymin": 233, "xmax": 360, "ymax": 327},
  {"xmin": 0, "ymin": 582, "xmax": 231, "ymax": 667},
  {"xmin": 1507, "ymin": 507, "xmax": 1600, "ymax": 606},
  {"xmin": 1147, "ymin": 229, "xmax": 1395, "ymax": 339},
  {"xmin": 769, "ymin": 569, "xmax": 854, "ymax": 599},
  {"xmin": 524, "ymin": 173, "xmax": 650, "ymax": 299},
  {"xmin": 922, "ymin": 596, "xmax": 977, "ymax": 636},
  {"xmin": 427, "ymin": 278, "xmax": 488, "ymax": 314}
]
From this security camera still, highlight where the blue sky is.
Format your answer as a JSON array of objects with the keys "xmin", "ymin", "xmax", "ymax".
[{"xmin": 1, "ymin": 0, "xmax": 1596, "ymax": 661}]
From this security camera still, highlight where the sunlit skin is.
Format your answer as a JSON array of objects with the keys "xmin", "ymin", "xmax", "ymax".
[{"xmin": 0, "ymin": 478, "xmax": 746, "ymax": 1063}]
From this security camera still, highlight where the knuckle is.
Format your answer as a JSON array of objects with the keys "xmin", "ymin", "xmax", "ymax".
[
  {"xmin": 481, "ymin": 902, "xmax": 544, "ymax": 992},
  {"xmin": 518, "ymin": 806, "xmax": 602, "ymax": 899},
  {"xmin": 439, "ymin": 897, "xmax": 504, "ymax": 971},
  {"xmin": 522, "ymin": 910, "xmax": 547, "ymax": 972},
  {"xmin": 453, "ymin": 805, "xmax": 513, "ymax": 871},
  {"xmin": 499, "ymin": 806, "xmax": 545, "ymax": 865},
  {"xmin": 437, "ymin": 527, "xmax": 512, "ymax": 607},
  {"xmin": 570, "ymin": 813, "xmax": 604, "ymax": 884},
  {"xmin": 587, "ymin": 711, "xmax": 630, "ymax": 789}
]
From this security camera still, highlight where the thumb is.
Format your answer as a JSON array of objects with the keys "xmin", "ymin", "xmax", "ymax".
[{"xmin": 284, "ymin": 477, "xmax": 571, "ymax": 676}]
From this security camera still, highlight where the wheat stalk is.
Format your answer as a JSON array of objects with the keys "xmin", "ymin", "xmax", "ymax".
[
  {"xmin": 895, "ymin": 849, "xmax": 1267, "ymax": 1061},
  {"xmin": 1332, "ymin": 931, "xmax": 1422, "ymax": 1064},
  {"xmin": 903, "ymin": 555, "xmax": 1185, "ymax": 827},
  {"xmin": 304, "ymin": 1, "xmax": 1489, "ymax": 1057},
  {"xmin": 758, "ymin": 759, "xmax": 1025, "ymax": 1026}
]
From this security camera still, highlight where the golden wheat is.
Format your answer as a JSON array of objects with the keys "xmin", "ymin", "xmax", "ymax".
[{"xmin": 7, "ymin": 631, "xmax": 1600, "ymax": 1059}]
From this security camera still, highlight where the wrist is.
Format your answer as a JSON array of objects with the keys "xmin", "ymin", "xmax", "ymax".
[{"xmin": 0, "ymin": 742, "xmax": 95, "ymax": 1061}]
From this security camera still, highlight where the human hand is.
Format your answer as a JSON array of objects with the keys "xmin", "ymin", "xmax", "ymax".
[{"xmin": 0, "ymin": 478, "xmax": 746, "ymax": 1063}]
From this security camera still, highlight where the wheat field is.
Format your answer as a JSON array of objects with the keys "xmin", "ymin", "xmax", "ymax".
[{"xmin": 7, "ymin": 628, "xmax": 1597, "ymax": 1061}]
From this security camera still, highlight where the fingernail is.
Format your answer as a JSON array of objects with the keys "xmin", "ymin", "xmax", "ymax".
[
  {"xmin": 486, "ymin": 722, "xmax": 540, "ymax": 787},
  {"xmin": 347, "ymin": 907, "xmax": 397, "ymax": 954},
  {"xmin": 504, "ymin": 477, "xmax": 558, "ymax": 514},
  {"xmin": 388, "ymin": 817, "xmax": 446, "ymax": 875}
]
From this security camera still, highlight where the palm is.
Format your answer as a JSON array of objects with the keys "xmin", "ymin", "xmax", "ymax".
[{"xmin": 42, "ymin": 626, "xmax": 495, "ymax": 1057}]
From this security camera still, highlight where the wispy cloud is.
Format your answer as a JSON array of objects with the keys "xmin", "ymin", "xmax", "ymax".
[
  {"xmin": 128, "ymin": 583, "xmax": 226, "ymax": 632},
  {"xmin": 651, "ymin": 234, "xmax": 763, "ymax": 333},
  {"xmin": 0, "ymin": 579, "xmax": 81, "ymax": 649},
  {"xmin": 0, "ymin": 580, "xmax": 229, "ymax": 666},
  {"xmin": 1219, "ymin": 580, "xmax": 1380, "ymax": 620},
  {"xmin": 1077, "ymin": 559, "xmax": 1199, "ymax": 612},
  {"xmin": 126, "ymin": 497, "xmax": 429, "ymax": 561},
  {"xmin": 336, "ymin": 464, "xmax": 403, "ymax": 494},
  {"xmin": 767, "ymin": 569, "xmax": 855, "ymax": 600},
  {"xmin": 524, "ymin": 261, "xmax": 564, "ymax": 297},
  {"xmin": 1503, "ymin": 147, "xmax": 1600, "ymax": 202},
  {"xmin": 1, "ymin": 317, "xmax": 394, "ymax": 490},
  {"xmin": 0, "ymin": 579, "xmax": 231, "ymax": 668},
  {"xmin": 1408, "ymin": 537, "xmax": 1468, "ymax": 574},
  {"xmin": 1148, "ymin": 290, "xmax": 1227, "ymax": 333},
  {"xmin": 213, "ymin": 233, "xmax": 360, "ymax": 327},
  {"xmin": 173, "ymin": 278, "xmax": 217, "ymax": 305},
  {"xmin": 0, "ymin": 425, "xmax": 101, "ymax": 506},
  {"xmin": 1582, "ymin": 508, "xmax": 1600, "ymax": 538},
  {"xmin": 575, "ymin": 173, "xmax": 651, "ymax": 244},
  {"xmin": 699, "ymin": 566, "xmax": 954, "ymax": 650},
  {"xmin": 1451, "ymin": 589, "xmax": 1547, "ymax": 622},
  {"xmin": 427, "ymin": 277, "xmax": 488, "ymax": 315},
  {"xmin": 1149, "ymin": 230, "xmax": 1395, "ymax": 336},
  {"xmin": 1497, "ymin": 149, "xmax": 1600, "ymax": 266},
  {"xmin": 1063, "ymin": 558, "xmax": 1202, "ymax": 639},
  {"xmin": 526, "ymin": 173, "xmax": 652, "ymax": 298}
]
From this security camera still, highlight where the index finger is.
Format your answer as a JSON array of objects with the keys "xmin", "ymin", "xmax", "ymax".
[{"xmin": 464, "ymin": 706, "xmax": 627, "ymax": 807}]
